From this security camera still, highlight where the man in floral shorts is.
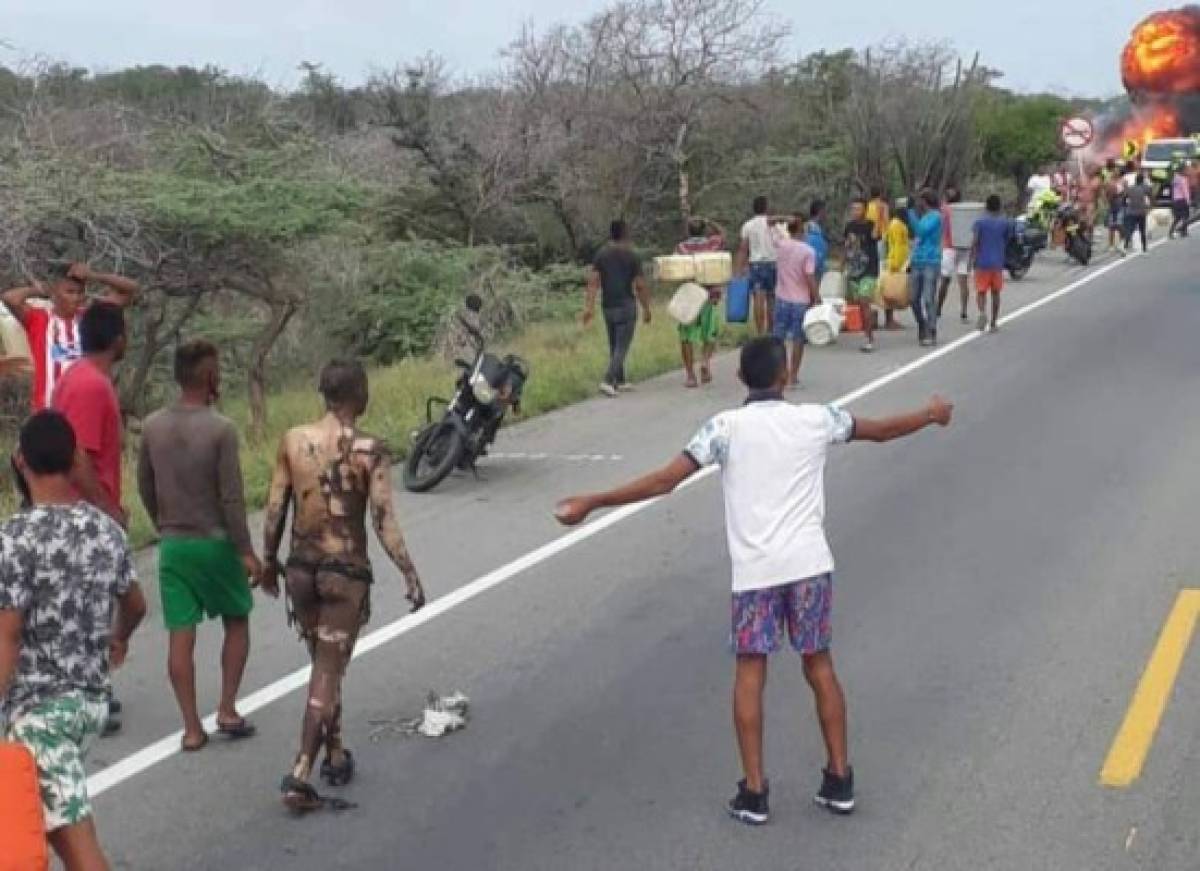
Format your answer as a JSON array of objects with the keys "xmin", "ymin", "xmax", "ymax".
[
  {"xmin": 555, "ymin": 337, "xmax": 952, "ymax": 825},
  {"xmin": 0, "ymin": 410, "xmax": 147, "ymax": 868}
]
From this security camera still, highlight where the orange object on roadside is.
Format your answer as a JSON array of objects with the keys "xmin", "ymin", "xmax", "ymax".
[
  {"xmin": 842, "ymin": 304, "xmax": 864, "ymax": 333},
  {"xmin": 0, "ymin": 741, "xmax": 48, "ymax": 871}
]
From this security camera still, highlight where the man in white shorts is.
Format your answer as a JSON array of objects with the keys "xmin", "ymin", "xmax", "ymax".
[{"xmin": 937, "ymin": 186, "xmax": 971, "ymax": 323}]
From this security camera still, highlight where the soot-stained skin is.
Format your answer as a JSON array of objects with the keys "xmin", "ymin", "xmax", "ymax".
[{"xmin": 263, "ymin": 414, "xmax": 425, "ymax": 611}]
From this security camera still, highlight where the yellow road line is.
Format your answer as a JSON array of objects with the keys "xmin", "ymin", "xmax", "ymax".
[{"xmin": 1100, "ymin": 589, "xmax": 1200, "ymax": 788}]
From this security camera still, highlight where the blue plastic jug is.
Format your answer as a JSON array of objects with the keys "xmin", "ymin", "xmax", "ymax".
[{"xmin": 725, "ymin": 277, "xmax": 751, "ymax": 324}]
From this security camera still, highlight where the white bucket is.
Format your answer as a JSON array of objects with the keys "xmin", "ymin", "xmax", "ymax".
[
  {"xmin": 949, "ymin": 202, "xmax": 987, "ymax": 249},
  {"xmin": 818, "ymin": 270, "xmax": 845, "ymax": 300},
  {"xmin": 803, "ymin": 299, "xmax": 845, "ymax": 347},
  {"xmin": 667, "ymin": 282, "xmax": 709, "ymax": 326}
]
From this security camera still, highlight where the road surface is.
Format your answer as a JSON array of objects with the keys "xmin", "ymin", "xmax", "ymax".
[{"xmin": 86, "ymin": 238, "xmax": 1200, "ymax": 870}]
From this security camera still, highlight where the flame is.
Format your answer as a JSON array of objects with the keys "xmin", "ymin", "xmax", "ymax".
[
  {"xmin": 1122, "ymin": 8, "xmax": 1200, "ymax": 95},
  {"xmin": 1093, "ymin": 105, "xmax": 1182, "ymax": 158}
]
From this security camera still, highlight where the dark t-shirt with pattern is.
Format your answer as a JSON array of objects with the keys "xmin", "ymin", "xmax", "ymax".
[{"xmin": 0, "ymin": 503, "xmax": 135, "ymax": 722}]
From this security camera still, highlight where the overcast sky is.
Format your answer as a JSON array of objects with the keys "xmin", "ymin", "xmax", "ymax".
[{"xmin": 0, "ymin": 0, "xmax": 1178, "ymax": 97}]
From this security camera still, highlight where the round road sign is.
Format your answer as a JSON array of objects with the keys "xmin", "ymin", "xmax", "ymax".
[{"xmin": 1060, "ymin": 117, "xmax": 1094, "ymax": 150}]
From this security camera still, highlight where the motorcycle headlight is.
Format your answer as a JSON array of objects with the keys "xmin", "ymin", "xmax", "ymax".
[{"xmin": 470, "ymin": 372, "xmax": 496, "ymax": 405}]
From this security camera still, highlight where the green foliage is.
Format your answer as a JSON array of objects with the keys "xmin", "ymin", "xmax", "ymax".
[{"xmin": 978, "ymin": 94, "xmax": 1074, "ymax": 192}]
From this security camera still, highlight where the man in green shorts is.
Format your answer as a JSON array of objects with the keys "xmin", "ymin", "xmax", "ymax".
[
  {"xmin": 844, "ymin": 199, "xmax": 881, "ymax": 353},
  {"xmin": 138, "ymin": 340, "xmax": 263, "ymax": 752},
  {"xmin": 677, "ymin": 218, "xmax": 726, "ymax": 388},
  {"xmin": 2, "ymin": 410, "xmax": 147, "ymax": 868}
]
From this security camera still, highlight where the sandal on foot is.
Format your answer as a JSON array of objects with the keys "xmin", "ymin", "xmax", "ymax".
[
  {"xmin": 320, "ymin": 750, "xmax": 355, "ymax": 787},
  {"xmin": 281, "ymin": 775, "xmax": 324, "ymax": 812},
  {"xmin": 181, "ymin": 732, "xmax": 209, "ymax": 752},
  {"xmin": 684, "ymin": 377, "xmax": 699, "ymax": 389},
  {"xmin": 700, "ymin": 367, "xmax": 712, "ymax": 385},
  {"xmin": 217, "ymin": 718, "xmax": 257, "ymax": 740}
]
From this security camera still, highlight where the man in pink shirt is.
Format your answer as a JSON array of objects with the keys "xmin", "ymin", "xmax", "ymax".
[
  {"xmin": 52, "ymin": 302, "xmax": 127, "ymax": 530},
  {"xmin": 773, "ymin": 217, "xmax": 820, "ymax": 388},
  {"xmin": 1169, "ymin": 164, "xmax": 1193, "ymax": 239}
]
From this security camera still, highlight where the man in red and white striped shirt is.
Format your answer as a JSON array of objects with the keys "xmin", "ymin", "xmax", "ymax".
[{"xmin": 1, "ymin": 262, "xmax": 138, "ymax": 411}]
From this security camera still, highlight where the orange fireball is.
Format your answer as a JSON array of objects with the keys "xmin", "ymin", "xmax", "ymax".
[{"xmin": 1122, "ymin": 8, "xmax": 1200, "ymax": 96}]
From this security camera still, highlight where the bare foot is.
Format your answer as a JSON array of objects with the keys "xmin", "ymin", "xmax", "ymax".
[
  {"xmin": 685, "ymin": 377, "xmax": 699, "ymax": 389},
  {"xmin": 700, "ymin": 366, "xmax": 712, "ymax": 385}
]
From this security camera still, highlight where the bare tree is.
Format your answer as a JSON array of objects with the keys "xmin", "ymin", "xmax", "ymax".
[
  {"xmin": 843, "ymin": 42, "xmax": 987, "ymax": 194},
  {"xmin": 589, "ymin": 0, "xmax": 789, "ymax": 226},
  {"xmin": 368, "ymin": 59, "xmax": 525, "ymax": 246}
]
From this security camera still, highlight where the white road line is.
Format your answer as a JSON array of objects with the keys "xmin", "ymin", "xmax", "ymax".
[{"xmin": 86, "ymin": 243, "xmax": 1164, "ymax": 798}]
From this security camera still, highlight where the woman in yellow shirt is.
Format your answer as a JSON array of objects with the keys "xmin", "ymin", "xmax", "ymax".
[{"xmin": 881, "ymin": 203, "xmax": 911, "ymax": 329}]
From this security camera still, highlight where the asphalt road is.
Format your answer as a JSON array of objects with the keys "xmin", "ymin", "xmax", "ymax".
[{"xmin": 86, "ymin": 236, "xmax": 1200, "ymax": 870}]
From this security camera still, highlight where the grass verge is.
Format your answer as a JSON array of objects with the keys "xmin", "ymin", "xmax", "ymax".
[{"xmin": 2, "ymin": 302, "xmax": 748, "ymax": 548}]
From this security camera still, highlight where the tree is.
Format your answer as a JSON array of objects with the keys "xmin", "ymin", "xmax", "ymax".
[
  {"xmin": 368, "ymin": 59, "xmax": 524, "ymax": 247},
  {"xmin": 978, "ymin": 93, "xmax": 1072, "ymax": 197},
  {"xmin": 842, "ymin": 42, "xmax": 991, "ymax": 194}
]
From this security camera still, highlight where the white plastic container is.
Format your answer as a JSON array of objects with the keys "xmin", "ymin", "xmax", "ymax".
[
  {"xmin": 819, "ymin": 270, "xmax": 846, "ymax": 300},
  {"xmin": 803, "ymin": 299, "xmax": 845, "ymax": 347},
  {"xmin": 693, "ymin": 252, "xmax": 732, "ymax": 285},
  {"xmin": 667, "ymin": 282, "xmax": 710, "ymax": 326},
  {"xmin": 948, "ymin": 202, "xmax": 987, "ymax": 249},
  {"xmin": 1152, "ymin": 208, "xmax": 1173, "ymax": 228},
  {"xmin": 655, "ymin": 255, "xmax": 695, "ymax": 282}
]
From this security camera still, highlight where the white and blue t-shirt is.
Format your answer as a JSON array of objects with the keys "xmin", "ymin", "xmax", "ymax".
[{"xmin": 686, "ymin": 400, "xmax": 854, "ymax": 593}]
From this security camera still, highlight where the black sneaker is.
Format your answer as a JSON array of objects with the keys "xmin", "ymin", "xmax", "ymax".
[
  {"xmin": 814, "ymin": 768, "xmax": 855, "ymax": 815},
  {"xmin": 727, "ymin": 779, "xmax": 770, "ymax": 826}
]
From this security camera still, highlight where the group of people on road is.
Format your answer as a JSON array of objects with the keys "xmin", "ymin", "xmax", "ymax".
[
  {"xmin": 1030, "ymin": 156, "xmax": 1199, "ymax": 257},
  {"xmin": 1, "ymin": 264, "xmax": 427, "ymax": 868},
  {"xmin": 585, "ymin": 186, "xmax": 1021, "ymax": 398}
]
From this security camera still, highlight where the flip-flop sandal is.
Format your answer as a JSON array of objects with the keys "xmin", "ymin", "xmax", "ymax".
[
  {"xmin": 320, "ymin": 750, "xmax": 355, "ymax": 787},
  {"xmin": 181, "ymin": 733, "xmax": 209, "ymax": 752},
  {"xmin": 217, "ymin": 718, "xmax": 257, "ymax": 739},
  {"xmin": 281, "ymin": 775, "xmax": 324, "ymax": 812},
  {"xmin": 280, "ymin": 775, "xmax": 357, "ymax": 813}
]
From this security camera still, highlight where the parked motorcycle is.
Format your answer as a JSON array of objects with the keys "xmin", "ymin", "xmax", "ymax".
[
  {"xmin": 404, "ymin": 316, "xmax": 530, "ymax": 493},
  {"xmin": 1005, "ymin": 215, "xmax": 1047, "ymax": 280},
  {"xmin": 1055, "ymin": 204, "xmax": 1093, "ymax": 266}
]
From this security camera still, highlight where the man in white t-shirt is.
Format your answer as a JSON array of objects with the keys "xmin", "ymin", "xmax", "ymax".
[
  {"xmin": 1025, "ymin": 168, "xmax": 1053, "ymax": 203},
  {"xmin": 736, "ymin": 196, "xmax": 785, "ymax": 337},
  {"xmin": 555, "ymin": 337, "xmax": 953, "ymax": 826}
]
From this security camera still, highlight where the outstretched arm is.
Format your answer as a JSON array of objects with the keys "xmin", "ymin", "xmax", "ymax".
[
  {"xmin": 367, "ymin": 447, "xmax": 425, "ymax": 611},
  {"xmin": 555, "ymin": 454, "xmax": 700, "ymax": 527},
  {"xmin": 261, "ymin": 438, "xmax": 293, "ymax": 598},
  {"xmin": 853, "ymin": 395, "xmax": 953, "ymax": 443}
]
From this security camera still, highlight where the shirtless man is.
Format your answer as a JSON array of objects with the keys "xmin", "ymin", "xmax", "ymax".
[{"xmin": 261, "ymin": 359, "xmax": 426, "ymax": 810}]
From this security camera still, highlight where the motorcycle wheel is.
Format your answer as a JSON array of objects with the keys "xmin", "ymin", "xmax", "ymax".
[
  {"xmin": 1007, "ymin": 256, "xmax": 1031, "ymax": 281},
  {"xmin": 1069, "ymin": 235, "xmax": 1092, "ymax": 266},
  {"xmin": 403, "ymin": 421, "xmax": 465, "ymax": 493}
]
